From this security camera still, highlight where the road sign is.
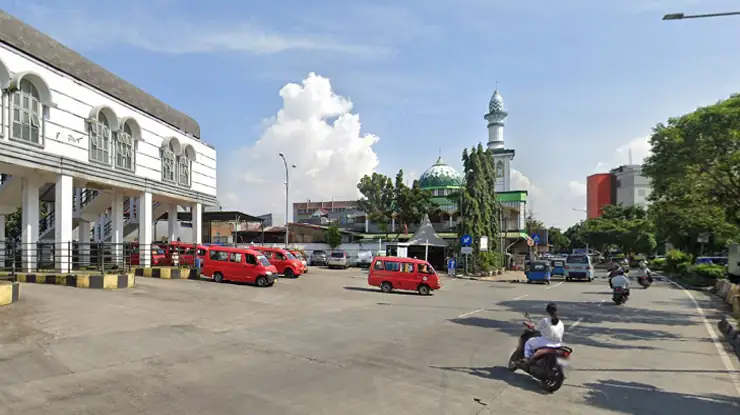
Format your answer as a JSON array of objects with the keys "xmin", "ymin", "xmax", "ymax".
[
  {"xmin": 480, "ymin": 236, "xmax": 489, "ymax": 252},
  {"xmin": 461, "ymin": 246, "xmax": 473, "ymax": 254},
  {"xmin": 531, "ymin": 234, "xmax": 540, "ymax": 244},
  {"xmin": 527, "ymin": 239, "xmax": 535, "ymax": 247},
  {"xmin": 461, "ymin": 234, "xmax": 473, "ymax": 247}
]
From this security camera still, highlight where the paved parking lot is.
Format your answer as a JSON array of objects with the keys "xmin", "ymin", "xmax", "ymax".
[{"xmin": 1, "ymin": 267, "xmax": 739, "ymax": 414}]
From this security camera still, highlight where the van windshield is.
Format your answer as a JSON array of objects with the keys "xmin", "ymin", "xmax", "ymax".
[
  {"xmin": 285, "ymin": 253, "xmax": 296, "ymax": 260},
  {"xmin": 257, "ymin": 255, "xmax": 271, "ymax": 266},
  {"xmin": 331, "ymin": 252, "xmax": 345, "ymax": 258}
]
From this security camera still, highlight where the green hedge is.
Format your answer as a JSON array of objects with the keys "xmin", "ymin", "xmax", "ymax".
[
  {"xmin": 658, "ymin": 250, "xmax": 725, "ymax": 287},
  {"xmin": 650, "ymin": 257, "xmax": 666, "ymax": 270}
]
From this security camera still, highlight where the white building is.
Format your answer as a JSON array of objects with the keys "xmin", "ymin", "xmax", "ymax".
[
  {"xmin": 610, "ymin": 165, "xmax": 651, "ymax": 209},
  {"xmin": 0, "ymin": 11, "xmax": 217, "ymax": 271}
]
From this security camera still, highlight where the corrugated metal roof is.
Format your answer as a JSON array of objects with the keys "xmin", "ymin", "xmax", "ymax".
[{"xmin": 0, "ymin": 10, "xmax": 201, "ymax": 138}]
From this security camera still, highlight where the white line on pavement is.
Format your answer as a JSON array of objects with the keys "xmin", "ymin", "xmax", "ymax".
[
  {"xmin": 664, "ymin": 276, "xmax": 740, "ymax": 397},
  {"xmin": 512, "ymin": 294, "xmax": 529, "ymax": 301},
  {"xmin": 545, "ymin": 281, "xmax": 564, "ymax": 290},
  {"xmin": 570, "ymin": 317, "xmax": 584, "ymax": 330},
  {"xmin": 456, "ymin": 308, "xmax": 484, "ymax": 318}
]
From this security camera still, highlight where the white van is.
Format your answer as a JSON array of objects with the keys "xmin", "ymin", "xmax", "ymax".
[{"xmin": 565, "ymin": 254, "xmax": 594, "ymax": 282}]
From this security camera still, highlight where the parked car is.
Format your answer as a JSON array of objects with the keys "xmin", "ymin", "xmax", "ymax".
[
  {"xmin": 356, "ymin": 250, "xmax": 374, "ymax": 268},
  {"xmin": 310, "ymin": 250, "xmax": 328, "ymax": 266},
  {"xmin": 251, "ymin": 246, "xmax": 304, "ymax": 278},
  {"xmin": 327, "ymin": 251, "xmax": 349, "ymax": 269},
  {"xmin": 290, "ymin": 250, "xmax": 309, "ymax": 273},
  {"xmin": 201, "ymin": 246, "xmax": 277, "ymax": 287}
]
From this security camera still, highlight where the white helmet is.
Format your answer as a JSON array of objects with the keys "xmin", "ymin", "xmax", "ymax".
[{"xmin": 639, "ymin": 261, "xmax": 647, "ymax": 268}]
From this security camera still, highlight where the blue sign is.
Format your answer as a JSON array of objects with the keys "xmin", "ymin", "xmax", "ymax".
[
  {"xmin": 461, "ymin": 235, "xmax": 473, "ymax": 247},
  {"xmin": 447, "ymin": 258, "xmax": 457, "ymax": 270},
  {"xmin": 531, "ymin": 234, "xmax": 540, "ymax": 244}
]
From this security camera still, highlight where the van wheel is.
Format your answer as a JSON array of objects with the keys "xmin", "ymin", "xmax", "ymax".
[
  {"xmin": 380, "ymin": 282, "xmax": 393, "ymax": 293},
  {"xmin": 284, "ymin": 268, "xmax": 295, "ymax": 278},
  {"xmin": 256, "ymin": 276, "xmax": 268, "ymax": 287},
  {"xmin": 418, "ymin": 284, "xmax": 431, "ymax": 296},
  {"xmin": 213, "ymin": 272, "xmax": 224, "ymax": 283}
]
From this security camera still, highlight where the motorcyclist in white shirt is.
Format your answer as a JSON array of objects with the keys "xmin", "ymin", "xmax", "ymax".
[
  {"xmin": 634, "ymin": 261, "xmax": 653, "ymax": 281},
  {"xmin": 524, "ymin": 302, "xmax": 565, "ymax": 362},
  {"xmin": 610, "ymin": 268, "xmax": 631, "ymax": 297}
]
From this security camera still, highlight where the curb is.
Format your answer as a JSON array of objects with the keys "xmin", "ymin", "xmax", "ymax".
[
  {"xmin": 0, "ymin": 281, "xmax": 20, "ymax": 306},
  {"xmin": 718, "ymin": 316, "xmax": 740, "ymax": 358},
  {"xmin": 0, "ymin": 272, "xmax": 134, "ymax": 289},
  {"xmin": 134, "ymin": 267, "xmax": 200, "ymax": 280}
]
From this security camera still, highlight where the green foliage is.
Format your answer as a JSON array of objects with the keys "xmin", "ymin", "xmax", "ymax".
[
  {"xmin": 564, "ymin": 222, "xmax": 588, "ymax": 251},
  {"xmin": 564, "ymin": 205, "xmax": 656, "ymax": 256},
  {"xmin": 476, "ymin": 251, "xmax": 503, "ymax": 271},
  {"xmin": 357, "ymin": 170, "xmax": 435, "ymax": 240},
  {"xmin": 457, "ymin": 145, "xmax": 501, "ymax": 271},
  {"xmin": 644, "ymin": 94, "xmax": 740, "ymax": 236},
  {"xmin": 547, "ymin": 227, "xmax": 570, "ymax": 253},
  {"xmin": 324, "ymin": 225, "xmax": 342, "ymax": 249},
  {"xmin": 689, "ymin": 263, "xmax": 726, "ymax": 281},
  {"xmin": 664, "ymin": 249, "xmax": 692, "ymax": 273},
  {"xmin": 5, "ymin": 207, "xmax": 20, "ymax": 241},
  {"xmin": 650, "ymin": 257, "xmax": 666, "ymax": 270}
]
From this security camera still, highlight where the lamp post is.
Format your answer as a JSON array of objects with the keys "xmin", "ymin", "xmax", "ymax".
[
  {"xmin": 278, "ymin": 153, "xmax": 296, "ymax": 248},
  {"xmin": 663, "ymin": 11, "xmax": 740, "ymax": 20}
]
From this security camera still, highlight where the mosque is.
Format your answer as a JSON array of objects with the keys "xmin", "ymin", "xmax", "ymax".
[{"xmin": 417, "ymin": 88, "xmax": 530, "ymax": 252}]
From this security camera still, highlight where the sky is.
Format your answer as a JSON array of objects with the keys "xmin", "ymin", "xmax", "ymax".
[{"xmin": 4, "ymin": 0, "xmax": 740, "ymax": 229}]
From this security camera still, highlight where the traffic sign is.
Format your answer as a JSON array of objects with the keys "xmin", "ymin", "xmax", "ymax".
[
  {"xmin": 461, "ymin": 234, "xmax": 473, "ymax": 247},
  {"xmin": 461, "ymin": 246, "xmax": 473, "ymax": 254},
  {"xmin": 527, "ymin": 239, "xmax": 535, "ymax": 247},
  {"xmin": 531, "ymin": 234, "xmax": 540, "ymax": 244}
]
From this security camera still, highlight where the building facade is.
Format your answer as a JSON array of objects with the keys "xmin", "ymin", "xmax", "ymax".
[
  {"xmin": 610, "ymin": 165, "xmax": 651, "ymax": 209},
  {"xmin": 0, "ymin": 11, "xmax": 217, "ymax": 271},
  {"xmin": 586, "ymin": 173, "xmax": 614, "ymax": 219}
]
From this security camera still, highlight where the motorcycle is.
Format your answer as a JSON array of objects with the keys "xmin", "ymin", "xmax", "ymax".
[
  {"xmin": 637, "ymin": 274, "xmax": 653, "ymax": 289},
  {"xmin": 508, "ymin": 312, "xmax": 572, "ymax": 393},
  {"xmin": 613, "ymin": 287, "xmax": 629, "ymax": 305}
]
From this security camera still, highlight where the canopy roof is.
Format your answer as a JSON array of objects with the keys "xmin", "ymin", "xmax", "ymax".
[{"xmin": 406, "ymin": 215, "xmax": 448, "ymax": 247}]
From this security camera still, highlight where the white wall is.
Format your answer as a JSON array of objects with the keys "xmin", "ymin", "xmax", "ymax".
[{"xmin": 0, "ymin": 44, "xmax": 217, "ymax": 197}]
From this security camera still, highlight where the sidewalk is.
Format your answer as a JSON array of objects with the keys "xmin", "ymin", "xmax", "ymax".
[{"xmin": 448, "ymin": 270, "xmax": 526, "ymax": 282}]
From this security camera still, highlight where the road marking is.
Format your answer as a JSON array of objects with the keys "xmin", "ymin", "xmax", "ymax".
[
  {"xmin": 664, "ymin": 276, "xmax": 740, "ymax": 397},
  {"xmin": 545, "ymin": 281, "xmax": 564, "ymax": 290},
  {"xmin": 512, "ymin": 294, "xmax": 529, "ymax": 301},
  {"xmin": 570, "ymin": 317, "xmax": 583, "ymax": 330},
  {"xmin": 456, "ymin": 308, "xmax": 484, "ymax": 318}
]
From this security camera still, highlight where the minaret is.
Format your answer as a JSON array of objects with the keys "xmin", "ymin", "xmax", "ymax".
[{"xmin": 484, "ymin": 86, "xmax": 515, "ymax": 192}]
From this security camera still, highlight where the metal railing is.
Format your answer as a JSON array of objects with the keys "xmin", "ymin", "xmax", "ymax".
[{"xmin": 80, "ymin": 189, "xmax": 100, "ymax": 209}]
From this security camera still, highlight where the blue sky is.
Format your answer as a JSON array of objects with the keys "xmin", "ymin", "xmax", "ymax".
[{"xmin": 5, "ymin": 0, "xmax": 740, "ymax": 228}]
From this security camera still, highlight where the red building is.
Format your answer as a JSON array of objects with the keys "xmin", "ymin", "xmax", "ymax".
[{"xmin": 587, "ymin": 173, "xmax": 614, "ymax": 219}]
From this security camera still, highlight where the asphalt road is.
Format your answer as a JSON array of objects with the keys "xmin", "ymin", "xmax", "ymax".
[{"xmin": 0, "ymin": 269, "xmax": 738, "ymax": 414}]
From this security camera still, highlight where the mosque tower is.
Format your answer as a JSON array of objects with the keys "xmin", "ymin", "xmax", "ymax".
[{"xmin": 484, "ymin": 88, "xmax": 515, "ymax": 192}]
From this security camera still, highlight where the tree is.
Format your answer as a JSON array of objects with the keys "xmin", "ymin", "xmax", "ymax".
[
  {"xmin": 525, "ymin": 214, "xmax": 545, "ymax": 235},
  {"xmin": 576, "ymin": 205, "xmax": 657, "ymax": 256},
  {"xmin": 324, "ymin": 224, "xmax": 342, "ymax": 249},
  {"xmin": 548, "ymin": 227, "xmax": 570, "ymax": 253},
  {"xmin": 357, "ymin": 170, "xmax": 434, "ymax": 241},
  {"xmin": 564, "ymin": 222, "xmax": 588, "ymax": 251},
  {"xmin": 644, "ymin": 94, "xmax": 740, "ymax": 226}
]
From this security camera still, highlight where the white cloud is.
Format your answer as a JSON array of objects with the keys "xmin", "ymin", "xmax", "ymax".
[
  {"xmin": 568, "ymin": 181, "xmax": 587, "ymax": 198},
  {"xmin": 18, "ymin": 3, "xmax": 391, "ymax": 57},
  {"xmin": 219, "ymin": 73, "xmax": 380, "ymax": 218}
]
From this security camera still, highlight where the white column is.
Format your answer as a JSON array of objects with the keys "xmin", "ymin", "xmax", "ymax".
[
  {"xmin": 167, "ymin": 204, "xmax": 179, "ymax": 242},
  {"xmin": 138, "ymin": 192, "xmax": 152, "ymax": 267},
  {"xmin": 54, "ymin": 175, "xmax": 73, "ymax": 273},
  {"xmin": 78, "ymin": 221, "xmax": 91, "ymax": 265},
  {"xmin": 192, "ymin": 202, "xmax": 202, "ymax": 244},
  {"xmin": 21, "ymin": 177, "xmax": 40, "ymax": 272},
  {"xmin": 0, "ymin": 214, "xmax": 5, "ymax": 267},
  {"xmin": 111, "ymin": 192, "xmax": 124, "ymax": 262}
]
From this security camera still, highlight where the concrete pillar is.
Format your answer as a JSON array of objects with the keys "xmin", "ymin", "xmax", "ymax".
[
  {"xmin": 167, "ymin": 204, "xmax": 179, "ymax": 242},
  {"xmin": 74, "ymin": 188, "xmax": 82, "ymax": 215},
  {"xmin": 79, "ymin": 221, "xmax": 91, "ymax": 265},
  {"xmin": 192, "ymin": 202, "xmax": 202, "ymax": 244},
  {"xmin": 111, "ymin": 192, "xmax": 124, "ymax": 262},
  {"xmin": 138, "ymin": 192, "xmax": 152, "ymax": 267},
  {"xmin": 54, "ymin": 174, "xmax": 73, "ymax": 273},
  {"xmin": 0, "ymin": 214, "xmax": 5, "ymax": 267},
  {"xmin": 21, "ymin": 177, "xmax": 40, "ymax": 272}
]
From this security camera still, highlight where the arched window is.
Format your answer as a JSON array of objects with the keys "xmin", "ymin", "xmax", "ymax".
[
  {"xmin": 116, "ymin": 122, "xmax": 134, "ymax": 170},
  {"xmin": 11, "ymin": 80, "xmax": 42, "ymax": 144},
  {"xmin": 161, "ymin": 142, "xmax": 176, "ymax": 182},
  {"xmin": 178, "ymin": 145, "xmax": 196, "ymax": 187},
  {"xmin": 89, "ymin": 111, "xmax": 112, "ymax": 164}
]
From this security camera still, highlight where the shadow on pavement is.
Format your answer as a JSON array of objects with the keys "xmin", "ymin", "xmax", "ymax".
[
  {"xmin": 580, "ymin": 379, "xmax": 740, "ymax": 415},
  {"xmin": 572, "ymin": 368, "xmax": 740, "ymax": 374},
  {"xmin": 343, "ymin": 286, "xmax": 419, "ymax": 296},
  {"xmin": 430, "ymin": 365, "xmax": 548, "ymax": 395}
]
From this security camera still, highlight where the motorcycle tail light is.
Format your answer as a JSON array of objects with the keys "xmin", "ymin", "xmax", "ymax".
[{"xmin": 561, "ymin": 351, "xmax": 571, "ymax": 357}]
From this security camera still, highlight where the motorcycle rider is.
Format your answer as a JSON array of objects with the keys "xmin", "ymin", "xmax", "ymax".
[
  {"xmin": 523, "ymin": 302, "xmax": 565, "ymax": 363},
  {"xmin": 607, "ymin": 262, "xmax": 622, "ymax": 289},
  {"xmin": 634, "ymin": 261, "xmax": 653, "ymax": 283},
  {"xmin": 610, "ymin": 268, "xmax": 631, "ymax": 298}
]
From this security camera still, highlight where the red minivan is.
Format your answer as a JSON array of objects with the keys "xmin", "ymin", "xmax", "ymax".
[
  {"xmin": 252, "ymin": 246, "xmax": 304, "ymax": 278},
  {"xmin": 201, "ymin": 246, "xmax": 277, "ymax": 287},
  {"xmin": 163, "ymin": 241, "xmax": 207, "ymax": 266},
  {"xmin": 368, "ymin": 256, "xmax": 441, "ymax": 296},
  {"xmin": 129, "ymin": 242, "xmax": 168, "ymax": 266}
]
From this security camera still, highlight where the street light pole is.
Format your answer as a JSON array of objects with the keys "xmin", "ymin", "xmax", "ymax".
[
  {"xmin": 663, "ymin": 11, "xmax": 740, "ymax": 20},
  {"xmin": 279, "ymin": 153, "xmax": 296, "ymax": 249}
]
